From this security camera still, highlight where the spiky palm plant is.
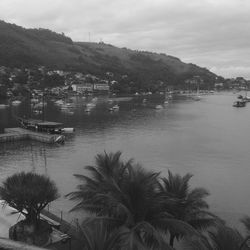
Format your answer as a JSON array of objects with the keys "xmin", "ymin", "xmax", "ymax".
[
  {"xmin": 0, "ymin": 171, "xmax": 59, "ymax": 226},
  {"xmin": 158, "ymin": 170, "xmax": 222, "ymax": 247}
]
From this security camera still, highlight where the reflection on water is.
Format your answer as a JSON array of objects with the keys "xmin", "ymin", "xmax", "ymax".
[{"xmin": 1, "ymin": 92, "xmax": 250, "ymax": 226}]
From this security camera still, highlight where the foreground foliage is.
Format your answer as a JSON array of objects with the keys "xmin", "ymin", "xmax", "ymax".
[
  {"xmin": 0, "ymin": 171, "xmax": 59, "ymax": 225},
  {"xmin": 158, "ymin": 170, "xmax": 221, "ymax": 247},
  {"xmin": 68, "ymin": 151, "xmax": 224, "ymax": 249}
]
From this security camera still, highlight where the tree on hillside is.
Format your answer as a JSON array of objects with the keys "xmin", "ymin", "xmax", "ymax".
[{"xmin": 158, "ymin": 170, "xmax": 222, "ymax": 247}]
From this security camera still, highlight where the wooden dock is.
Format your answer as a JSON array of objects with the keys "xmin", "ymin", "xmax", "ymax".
[{"xmin": 0, "ymin": 128, "xmax": 65, "ymax": 144}]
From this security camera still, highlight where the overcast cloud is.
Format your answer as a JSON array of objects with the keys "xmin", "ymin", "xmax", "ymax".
[{"xmin": 0, "ymin": 0, "xmax": 250, "ymax": 79}]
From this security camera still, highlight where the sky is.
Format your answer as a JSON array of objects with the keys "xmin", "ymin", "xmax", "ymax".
[{"xmin": 0, "ymin": 0, "xmax": 250, "ymax": 79}]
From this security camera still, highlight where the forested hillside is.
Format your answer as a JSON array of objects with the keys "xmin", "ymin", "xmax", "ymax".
[{"xmin": 0, "ymin": 20, "xmax": 217, "ymax": 87}]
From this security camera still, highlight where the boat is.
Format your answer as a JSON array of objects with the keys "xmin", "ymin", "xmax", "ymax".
[
  {"xmin": 11, "ymin": 100, "xmax": 22, "ymax": 106},
  {"xmin": 54, "ymin": 99, "xmax": 64, "ymax": 106},
  {"xmin": 60, "ymin": 103, "xmax": 74, "ymax": 110},
  {"xmin": 85, "ymin": 107, "xmax": 92, "ymax": 113},
  {"xmin": 86, "ymin": 103, "xmax": 96, "ymax": 108},
  {"xmin": 155, "ymin": 105, "xmax": 163, "ymax": 110},
  {"xmin": 0, "ymin": 104, "xmax": 9, "ymax": 109},
  {"xmin": 54, "ymin": 135, "xmax": 65, "ymax": 143},
  {"xmin": 30, "ymin": 98, "xmax": 39, "ymax": 104},
  {"xmin": 233, "ymin": 100, "xmax": 246, "ymax": 107},
  {"xmin": 62, "ymin": 128, "xmax": 75, "ymax": 133},
  {"xmin": 192, "ymin": 95, "xmax": 201, "ymax": 101},
  {"xmin": 243, "ymin": 96, "xmax": 250, "ymax": 102},
  {"xmin": 112, "ymin": 104, "xmax": 119, "ymax": 110},
  {"xmin": 192, "ymin": 82, "xmax": 201, "ymax": 101},
  {"xmin": 33, "ymin": 109, "xmax": 42, "ymax": 115}
]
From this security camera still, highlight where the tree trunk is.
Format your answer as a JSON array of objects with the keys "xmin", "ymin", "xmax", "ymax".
[{"xmin": 169, "ymin": 234, "xmax": 175, "ymax": 247}]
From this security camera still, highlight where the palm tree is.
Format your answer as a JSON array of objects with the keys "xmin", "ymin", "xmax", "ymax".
[
  {"xmin": 67, "ymin": 151, "xmax": 132, "ymax": 214},
  {"xmin": 67, "ymin": 152, "xmax": 196, "ymax": 249},
  {"xmin": 78, "ymin": 220, "xmax": 127, "ymax": 250},
  {"xmin": 240, "ymin": 216, "xmax": 250, "ymax": 249},
  {"xmin": 184, "ymin": 225, "xmax": 250, "ymax": 250},
  {"xmin": 0, "ymin": 172, "xmax": 59, "ymax": 226},
  {"xmin": 158, "ymin": 170, "xmax": 222, "ymax": 247}
]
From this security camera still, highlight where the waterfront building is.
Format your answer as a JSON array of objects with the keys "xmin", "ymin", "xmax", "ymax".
[
  {"xmin": 71, "ymin": 83, "xmax": 93, "ymax": 94},
  {"xmin": 93, "ymin": 83, "xmax": 110, "ymax": 92}
]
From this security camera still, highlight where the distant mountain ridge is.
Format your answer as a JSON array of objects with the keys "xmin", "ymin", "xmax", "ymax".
[{"xmin": 0, "ymin": 20, "xmax": 217, "ymax": 86}]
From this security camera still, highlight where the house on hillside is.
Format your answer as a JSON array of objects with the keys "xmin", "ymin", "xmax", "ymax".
[
  {"xmin": 72, "ymin": 83, "xmax": 93, "ymax": 94},
  {"xmin": 93, "ymin": 83, "xmax": 110, "ymax": 93}
]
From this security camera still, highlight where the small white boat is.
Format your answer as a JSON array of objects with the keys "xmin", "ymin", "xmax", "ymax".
[
  {"xmin": 55, "ymin": 99, "xmax": 64, "ymax": 106},
  {"xmin": 192, "ymin": 95, "xmax": 201, "ymax": 101},
  {"xmin": 33, "ymin": 109, "xmax": 42, "ymax": 114},
  {"xmin": 85, "ymin": 107, "xmax": 92, "ymax": 113},
  {"xmin": 31, "ymin": 98, "xmax": 39, "ymax": 104},
  {"xmin": 0, "ymin": 104, "xmax": 9, "ymax": 109},
  {"xmin": 34, "ymin": 102, "xmax": 47, "ymax": 109},
  {"xmin": 233, "ymin": 100, "xmax": 246, "ymax": 107},
  {"xmin": 12, "ymin": 100, "xmax": 21, "ymax": 106},
  {"xmin": 86, "ymin": 103, "xmax": 96, "ymax": 108},
  {"xmin": 155, "ymin": 105, "xmax": 163, "ymax": 110},
  {"xmin": 60, "ymin": 103, "xmax": 74, "ymax": 109},
  {"xmin": 62, "ymin": 128, "xmax": 75, "ymax": 133},
  {"xmin": 54, "ymin": 135, "xmax": 65, "ymax": 144},
  {"xmin": 112, "ymin": 105, "xmax": 119, "ymax": 110}
]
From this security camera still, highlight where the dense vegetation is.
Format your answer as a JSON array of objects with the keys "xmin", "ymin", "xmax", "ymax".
[
  {"xmin": 0, "ymin": 20, "xmax": 217, "ymax": 89},
  {"xmin": 1, "ymin": 152, "xmax": 250, "ymax": 249},
  {"xmin": 67, "ymin": 151, "xmax": 250, "ymax": 250},
  {"xmin": 0, "ymin": 172, "xmax": 59, "ymax": 225}
]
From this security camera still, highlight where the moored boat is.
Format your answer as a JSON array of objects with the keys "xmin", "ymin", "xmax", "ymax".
[
  {"xmin": 233, "ymin": 100, "xmax": 246, "ymax": 107},
  {"xmin": 11, "ymin": 100, "xmax": 22, "ymax": 106},
  {"xmin": 155, "ymin": 104, "xmax": 163, "ymax": 110},
  {"xmin": 112, "ymin": 104, "xmax": 119, "ymax": 110},
  {"xmin": 0, "ymin": 104, "xmax": 9, "ymax": 109}
]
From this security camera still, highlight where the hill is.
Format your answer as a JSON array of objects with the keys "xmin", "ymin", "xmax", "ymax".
[{"xmin": 0, "ymin": 20, "xmax": 217, "ymax": 87}]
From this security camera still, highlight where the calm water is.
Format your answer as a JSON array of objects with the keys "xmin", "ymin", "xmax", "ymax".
[{"xmin": 1, "ymin": 92, "xmax": 250, "ymax": 226}]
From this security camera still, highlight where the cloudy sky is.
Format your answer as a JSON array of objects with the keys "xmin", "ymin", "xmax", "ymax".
[{"xmin": 0, "ymin": 0, "xmax": 250, "ymax": 79}]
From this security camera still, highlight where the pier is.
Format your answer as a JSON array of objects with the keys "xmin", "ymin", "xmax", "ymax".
[{"xmin": 0, "ymin": 128, "xmax": 65, "ymax": 144}]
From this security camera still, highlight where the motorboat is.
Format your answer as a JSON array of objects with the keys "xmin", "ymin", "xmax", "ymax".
[
  {"xmin": 155, "ymin": 105, "xmax": 163, "ymax": 110},
  {"xmin": 85, "ymin": 107, "xmax": 92, "ymax": 113},
  {"xmin": 243, "ymin": 96, "xmax": 250, "ymax": 102},
  {"xmin": 112, "ymin": 104, "xmax": 119, "ymax": 110},
  {"xmin": 12, "ymin": 100, "xmax": 22, "ymax": 106},
  {"xmin": 86, "ymin": 103, "xmax": 96, "ymax": 108},
  {"xmin": 233, "ymin": 100, "xmax": 246, "ymax": 107},
  {"xmin": 0, "ymin": 104, "xmax": 9, "ymax": 109},
  {"xmin": 54, "ymin": 99, "xmax": 64, "ymax": 106}
]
